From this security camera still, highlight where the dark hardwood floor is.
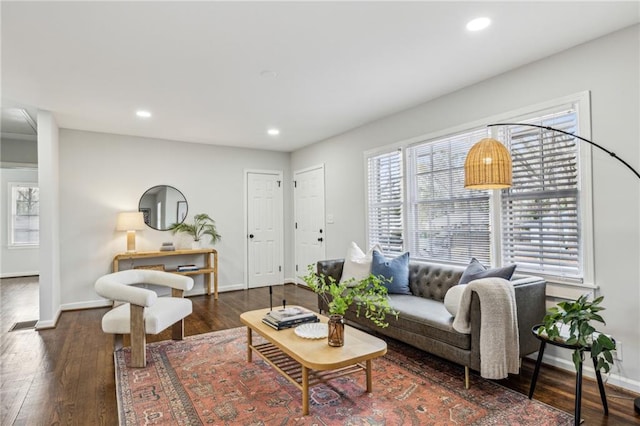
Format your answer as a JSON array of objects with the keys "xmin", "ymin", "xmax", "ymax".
[{"xmin": 1, "ymin": 277, "xmax": 639, "ymax": 425}]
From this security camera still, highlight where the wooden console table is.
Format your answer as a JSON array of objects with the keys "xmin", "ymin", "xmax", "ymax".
[{"xmin": 112, "ymin": 248, "xmax": 218, "ymax": 299}]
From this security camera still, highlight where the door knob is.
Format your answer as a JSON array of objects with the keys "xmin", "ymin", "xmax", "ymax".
[
  {"xmin": 249, "ymin": 234, "xmax": 254, "ymax": 239},
  {"xmin": 317, "ymin": 237, "xmax": 323, "ymax": 242}
]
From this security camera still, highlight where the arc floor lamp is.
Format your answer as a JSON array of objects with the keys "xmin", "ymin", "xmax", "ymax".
[{"xmin": 464, "ymin": 122, "xmax": 640, "ymax": 415}]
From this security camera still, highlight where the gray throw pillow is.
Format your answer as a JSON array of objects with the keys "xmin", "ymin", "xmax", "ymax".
[{"xmin": 458, "ymin": 257, "xmax": 516, "ymax": 284}]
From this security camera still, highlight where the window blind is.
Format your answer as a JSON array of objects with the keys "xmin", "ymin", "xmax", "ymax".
[
  {"xmin": 11, "ymin": 185, "xmax": 40, "ymax": 246},
  {"xmin": 500, "ymin": 109, "xmax": 581, "ymax": 278},
  {"xmin": 367, "ymin": 150, "xmax": 403, "ymax": 254},
  {"xmin": 407, "ymin": 129, "xmax": 491, "ymax": 264}
]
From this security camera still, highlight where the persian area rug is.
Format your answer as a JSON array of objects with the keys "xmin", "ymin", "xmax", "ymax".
[{"xmin": 114, "ymin": 327, "xmax": 573, "ymax": 425}]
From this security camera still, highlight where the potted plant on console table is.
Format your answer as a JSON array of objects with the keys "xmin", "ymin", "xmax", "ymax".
[
  {"xmin": 301, "ymin": 264, "xmax": 397, "ymax": 347},
  {"xmin": 168, "ymin": 213, "xmax": 221, "ymax": 249}
]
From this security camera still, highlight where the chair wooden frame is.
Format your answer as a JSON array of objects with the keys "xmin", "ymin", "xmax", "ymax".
[{"xmin": 95, "ymin": 270, "xmax": 194, "ymax": 367}]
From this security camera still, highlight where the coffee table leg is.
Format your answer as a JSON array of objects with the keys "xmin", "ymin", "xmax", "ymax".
[
  {"xmin": 246, "ymin": 327, "xmax": 252, "ymax": 362},
  {"xmin": 302, "ymin": 366, "xmax": 309, "ymax": 415},
  {"xmin": 366, "ymin": 360, "xmax": 373, "ymax": 392}
]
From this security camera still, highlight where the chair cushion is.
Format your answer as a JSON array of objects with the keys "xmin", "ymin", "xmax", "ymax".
[{"xmin": 101, "ymin": 297, "xmax": 192, "ymax": 334}]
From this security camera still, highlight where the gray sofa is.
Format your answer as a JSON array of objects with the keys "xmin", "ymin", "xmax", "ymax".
[{"xmin": 316, "ymin": 258, "xmax": 546, "ymax": 388}]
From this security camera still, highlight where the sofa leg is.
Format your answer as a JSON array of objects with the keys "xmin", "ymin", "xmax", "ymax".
[{"xmin": 465, "ymin": 366, "xmax": 470, "ymax": 389}]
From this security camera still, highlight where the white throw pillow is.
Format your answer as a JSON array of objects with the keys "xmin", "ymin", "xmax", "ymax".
[
  {"xmin": 340, "ymin": 241, "xmax": 383, "ymax": 284},
  {"xmin": 444, "ymin": 284, "xmax": 468, "ymax": 317}
]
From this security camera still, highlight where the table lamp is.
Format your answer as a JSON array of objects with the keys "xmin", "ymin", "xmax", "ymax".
[{"xmin": 116, "ymin": 211, "xmax": 146, "ymax": 252}]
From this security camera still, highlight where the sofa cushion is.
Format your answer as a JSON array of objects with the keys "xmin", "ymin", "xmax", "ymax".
[
  {"xmin": 340, "ymin": 241, "xmax": 382, "ymax": 284},
  {"xmin": 459, "ymin": 258, "xmax": 516, "ymax": 285},
  {"xmin": 371, "ymin": 251, "xmax": 411, "ymax": 295},
  {"xmin": 385, "ymin": 295, "xmax": 470, "ymax": 350}
]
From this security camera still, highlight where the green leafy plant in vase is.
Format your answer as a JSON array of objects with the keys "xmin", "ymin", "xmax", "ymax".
[
  {"xmin": 168, "ymin": 213, "xmax": 221, "ymax": 248},
  {"xmin": 537, "ymin": 294, "xmax": 615, "ymax": 373},
  {"xmin": 301, "ymin": 264, "xmax": 398, "ymax": 346}
]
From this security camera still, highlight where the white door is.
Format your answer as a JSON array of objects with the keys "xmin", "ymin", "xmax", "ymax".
[
  {"xmin": 294, "ymin": 165, "xmax": 326, "ymax": 282},
  {"xmin": 247, "ymin": 170, "xmax": 283, "ymax": 288}
]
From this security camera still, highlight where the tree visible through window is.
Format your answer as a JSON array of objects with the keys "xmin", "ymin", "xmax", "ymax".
[{"xmin": 10, "ymin": 184, "xmax": 39, "ymax": 246}]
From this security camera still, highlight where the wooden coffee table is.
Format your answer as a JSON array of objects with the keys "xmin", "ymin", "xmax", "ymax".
[{"xmin": 240, "ymin": 308, "xmax": 387, "ymax": 415}]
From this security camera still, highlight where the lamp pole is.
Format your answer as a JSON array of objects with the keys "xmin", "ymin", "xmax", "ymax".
[
  {"xmin": 487, "ymin": 123, "xmax": 640, "ymax": 180},
  {"xmin": 488, "ymin": 122, "xmax": 640, "ymax": 415}
]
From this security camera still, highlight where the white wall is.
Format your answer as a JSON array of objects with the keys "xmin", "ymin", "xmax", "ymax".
[
  {"xmin": 0, "ymin": 138, "xmax": 37, "ymax": 167},
  {"xmin": 0, "ymin": 168, "xmax": 39, "ymax": 277},
  {"xmin": 58, "ymin": 129, "xmax": 292, "ymax": 309},
  {"xmin": 292, "ymin": 25, "xmax": 640, "ymax": 392},
  {"xmin": 37, "ymin": 111, "xmax": 61, "ymax": 328}
]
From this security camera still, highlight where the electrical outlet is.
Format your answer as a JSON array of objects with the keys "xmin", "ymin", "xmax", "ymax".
[{"xmin": 613, "ymin": 341, "xmax": 623, "ymax": 361}]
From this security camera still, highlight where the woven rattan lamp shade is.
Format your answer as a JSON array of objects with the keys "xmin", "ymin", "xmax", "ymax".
[{"xmin": 464, "ymin": 138, "xmax": 512, "ymax": 189}]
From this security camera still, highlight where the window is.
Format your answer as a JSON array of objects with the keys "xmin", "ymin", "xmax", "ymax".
[
  {"xmin": 367, "ymin": 149, "xmax": 403, "ymax": 254},
  {"xmin": 9, "ymin": 183, "xmax": 39, "ymax": 247},
  {"xmin": 499, "ymin": 109, "xmax": 583, "ymax": 280},
  {"xmin": 366, "ymin": 94, "xmax": 592, "ymax": 285},
  {"xmin": 407, "ymin": 128, "xmax": 491, "ymax": 265}
]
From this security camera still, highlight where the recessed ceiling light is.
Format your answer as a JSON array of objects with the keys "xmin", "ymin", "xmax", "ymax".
[
  {"xmin": 136, "ymin": 110, "xmax": 152, "ymax": 118},
  {"xmin": 267, "ymin": 128, "xmax": 280, "ymax": 136},
  {"xmin": 466, "ymin": 17, "xmax": 491, "ymax": 32},
  {"xmin": 260, "ymin": 70, "xmax": 278, "ymax": 79}
]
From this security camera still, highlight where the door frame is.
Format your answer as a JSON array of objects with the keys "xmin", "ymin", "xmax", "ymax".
[{"xmin": 244, "ymin": 169, "xmax": 285, "ymax": 289}]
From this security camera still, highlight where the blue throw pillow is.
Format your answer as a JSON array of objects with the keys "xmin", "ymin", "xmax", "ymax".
[
  {"xmin": 370, "ymin": 250, "xmax": 411, "ymax": 295},
  {"xmin": 458, "ymin": 257, "xmax": 516, "ymax": 284}
]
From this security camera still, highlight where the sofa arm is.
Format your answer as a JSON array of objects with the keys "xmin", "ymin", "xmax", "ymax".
[
  {"xmin": 468, "ymin": 276, "xmax": 546, "ymax": 370},
  {"xmin": 316, "ymin": 259, "xmax": 344, "ymax": 313},
  {"xmin": 512, "ymin": 278, "xmax": 547, "ymax": 356},
  {"xmin": 317, "ymin": 259, "xmax": 344, "ymax": 282}
]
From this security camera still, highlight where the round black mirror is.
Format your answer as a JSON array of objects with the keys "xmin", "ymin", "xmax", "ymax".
[{"xmin": 138, "ymin": 185, "xmax": 188, "ymax": 231}]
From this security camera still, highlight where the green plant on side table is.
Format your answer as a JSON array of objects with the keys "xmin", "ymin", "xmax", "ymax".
[
  {"xmin": 301, "ymin": 264, "xmax": 398, "ymax": 347},
  {"xmin": 537, "ymin": 294, "xmax": 616, "ymax": 373},
  {"xmin": 168, "ymin": 213, "xmax": 221, "ymax": 247}
]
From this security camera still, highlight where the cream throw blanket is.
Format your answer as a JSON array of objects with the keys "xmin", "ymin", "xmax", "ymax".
[{"xmin": 452, "ymin": 277, "xmax": 520, "ymax": 380}]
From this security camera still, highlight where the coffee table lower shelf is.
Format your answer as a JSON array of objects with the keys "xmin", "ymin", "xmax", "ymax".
[
  {"xmin": 248, "ymin": 340, "xmax": 373, "ymax": 415},
  {"xmin": 252, "ymin": 341, "xmax": 368, "ymax": 387}
]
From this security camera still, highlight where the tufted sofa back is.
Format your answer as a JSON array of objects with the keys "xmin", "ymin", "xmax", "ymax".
[
  {"xmin": 316, "ymin": 258, "xmax": 538, "ymax": 303},
  {"xmin": 317, "ymin": 258, "xmax": 465, "ymax": 302},
  {"xmin": 407, "ymin": 262, "xmax": 465, "ymax": 302}
]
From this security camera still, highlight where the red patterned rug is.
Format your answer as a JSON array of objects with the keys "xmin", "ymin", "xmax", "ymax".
[{"xmin": 114, "ymin": 327, "xmax": 573, "ymax": 425}]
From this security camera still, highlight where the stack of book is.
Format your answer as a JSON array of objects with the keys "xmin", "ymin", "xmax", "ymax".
[
  {"xmin": 262, "ymin": 306, "xmax": 319, "ymax": 330},
  {"xmin": 176, "ymin": 264, "xmax": 199, "ymax": 272}
]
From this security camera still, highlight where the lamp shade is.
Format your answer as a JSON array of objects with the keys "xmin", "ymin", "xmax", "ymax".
[
  {"xmin": 464, "ymin": 138, "xmax": 512, "ymax": 189},
  {"xmin": 116, "ymin": 211, "xmax": 146, "ymax": 231}
]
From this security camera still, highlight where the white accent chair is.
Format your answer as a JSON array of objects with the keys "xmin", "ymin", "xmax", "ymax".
[{"xmin": 95, "ymin": 269, "xmax": 194, "ymax": 367}]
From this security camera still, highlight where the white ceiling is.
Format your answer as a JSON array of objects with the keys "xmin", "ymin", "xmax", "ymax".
[{"xmin": 2, "ymin": 1, "xmax": 638, "ymax": 152}]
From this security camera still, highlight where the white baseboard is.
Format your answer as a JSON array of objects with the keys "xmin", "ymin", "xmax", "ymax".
[
  {"xmin": 35, "ymin": 308, "xmax": 61, "ymax": 329},
  {"xmin": 538, "ymin": 353, "xmax": 640, "ymax": 394},
  {"xmin": 60, "ymin": 299, "xmax": 113, "ymax": 311},
  {"xmin": 1, "ymin": 271, "xmax": 39, "ymax": 279}
]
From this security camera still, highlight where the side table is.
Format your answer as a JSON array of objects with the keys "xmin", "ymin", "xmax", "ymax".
[{"xmin": 529, "ymin": 324, "xmax": 609, "ymax": 426}]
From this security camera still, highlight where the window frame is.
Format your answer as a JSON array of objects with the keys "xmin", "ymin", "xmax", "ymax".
[
  {"xmin": 365, "ymin": 91, "xmax": 594, "ymax": 290},
  {"xmin": 8, "ymin": 181, "xmax": 40, "ymax": 248}
]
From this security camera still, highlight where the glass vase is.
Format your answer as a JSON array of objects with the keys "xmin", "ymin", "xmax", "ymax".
[{"xmin": 327, "ymin": 314, "xmax": 345, "ymax": 347}]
